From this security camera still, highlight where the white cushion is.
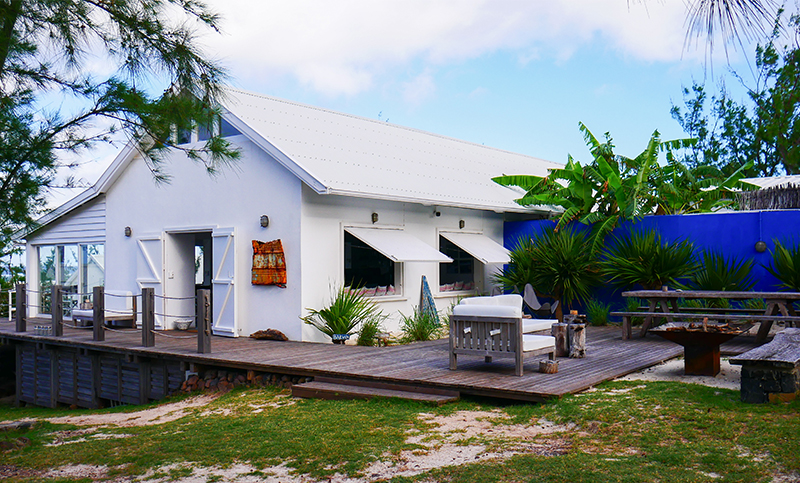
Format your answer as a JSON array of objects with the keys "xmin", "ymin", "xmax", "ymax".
[
  {"xmin": 522, "ymin": 335, "xmax": 556, "ymax": 352},
  {"xmin": 460, "ymin": 294, "xmax": 522, "ymax": 308},
  {"xmin": 452, "ymin": 304, "xmax": 521, "ymax": 318},
  {"xmin": 522, "ymin": 319, "xmax": 557, "ymax": 333}
]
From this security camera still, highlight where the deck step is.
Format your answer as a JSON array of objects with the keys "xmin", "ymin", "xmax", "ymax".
[{"xmin": 292, "ymin": 377, "xmax": 459, "ymax": 405}]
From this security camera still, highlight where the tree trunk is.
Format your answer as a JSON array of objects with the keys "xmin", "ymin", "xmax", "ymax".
[
  {"xmin": 551, "ymin": 323, "xmax": 569, "ymax": 357},
  {"xmin": 568, "ymin": 324, "xmax": 586, "ymax": 358}
]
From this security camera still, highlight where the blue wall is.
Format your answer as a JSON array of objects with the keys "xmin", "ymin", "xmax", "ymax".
[{"xmin": 504, "ymin": 210, "xmax": 800, "ymax": 309}]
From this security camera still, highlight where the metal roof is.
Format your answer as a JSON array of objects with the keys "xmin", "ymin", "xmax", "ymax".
[
  {"xmin": 222, "ymin": 88, "xmax": 561, "ymax": 213},
  {"xmin": 742, "ymin": 175, "xmax": 800, "ymax": 189}
]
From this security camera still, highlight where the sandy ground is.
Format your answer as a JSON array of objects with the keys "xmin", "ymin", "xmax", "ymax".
[
  {"xmin": 620, "ymin": 356, "xmax": 742, "ymax": 391},
  {"xmin": 3, "ymin": 357, "xmax": 783, "ymax": 482}
]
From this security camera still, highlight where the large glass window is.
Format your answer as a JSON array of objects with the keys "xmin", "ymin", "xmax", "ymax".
[
  {"xmin": 81, "ymin": 244, "xmax": 105, "ymax": 296},
  {"xmin": 37, "ymin": 243, "xmax": 104, "ymax": 316},
  {"xmin": 344, "ymin": 232, "xmax": 396, "ymax": 296},
  {"xmin": 439, "ymin": 236, "xmax": 475, "ymax": 292},
  {"xmin": 38, "ymin": 246, "xmax": 56, "ymax": 314}
]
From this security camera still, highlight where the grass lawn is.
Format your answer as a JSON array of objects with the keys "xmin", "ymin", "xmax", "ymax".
[{"xmin": 0, "ymin": 379, "xmax": 798, "ymax": 482}]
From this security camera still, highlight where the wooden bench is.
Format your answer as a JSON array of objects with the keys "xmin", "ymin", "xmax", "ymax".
[
  {"xmin": 731, "ymin": 328, "xmax": 800, "ymax": 403},
  {"xmin": 611, "ymin": 311, "xmax": 800, "ymax": 340},
  {"xmin": 449, "ymin": 314, "xmax": 555, "ymax": 376}
]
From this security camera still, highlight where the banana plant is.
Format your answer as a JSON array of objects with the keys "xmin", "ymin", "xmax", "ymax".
[{"xmin": 494, "ymin": 122, "xmax": 743, "ymax": 252}]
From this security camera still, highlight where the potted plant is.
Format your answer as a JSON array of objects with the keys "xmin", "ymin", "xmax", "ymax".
[{"xmin": 302, "ymin": 286, "xmax": 386, "ymax": 344}]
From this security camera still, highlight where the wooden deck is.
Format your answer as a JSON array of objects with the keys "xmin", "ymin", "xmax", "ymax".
[{"xmin": 0, "ymin": 318, "xmax": 759, "ymax": 402}]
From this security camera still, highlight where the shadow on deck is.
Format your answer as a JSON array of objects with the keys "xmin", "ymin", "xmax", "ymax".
[{"xmin": 0, "ymin": 319, "xmax": 759, "ymax": 402}]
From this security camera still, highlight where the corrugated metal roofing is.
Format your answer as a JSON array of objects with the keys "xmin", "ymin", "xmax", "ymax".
[
  {"xmin": 223, "ymin": 88, "xmax": 561, "ymax": 213},
  {"xmin": 742, "ymin": 175, "xmax": 800, "ymax": 189}
]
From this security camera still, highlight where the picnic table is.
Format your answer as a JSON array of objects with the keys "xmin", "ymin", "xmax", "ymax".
[{"xmin": 613, "ymin": 290, "xmax": 800, "ymax": 343}]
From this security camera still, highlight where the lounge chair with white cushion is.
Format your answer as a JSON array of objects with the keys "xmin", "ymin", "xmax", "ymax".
[{"xmin": 449, "ymin": 294, "xmax": 556, "ymax": 376}]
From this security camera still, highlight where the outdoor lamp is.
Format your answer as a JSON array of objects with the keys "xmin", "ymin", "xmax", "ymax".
[
  {"xmin": 260, "ymin": 215, "xmax": 269, "ymax": 228},
  {"xmin": 371, "ymin": 212, "xmax": 379, "ymax": 224},
  {"xmin": 755, "ymin": 241, "xmax": 767, "ymax": 253},
  {"xmin": 124, "ymin": 226, "xmax": 132, "ymax": 237},
  {"xmin": 459, "ymin": 220, "xmax": 465, "ymax": 229}
]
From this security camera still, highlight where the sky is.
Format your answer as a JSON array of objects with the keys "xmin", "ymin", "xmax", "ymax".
[{"xmin": 47, "ymin": 0, "xmax": 797, "ymax": 207}]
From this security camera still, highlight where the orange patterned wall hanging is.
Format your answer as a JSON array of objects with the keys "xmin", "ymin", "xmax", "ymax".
[{"xmin": 252, "ymin": 239, "xmax": 287, "ymax": 287}]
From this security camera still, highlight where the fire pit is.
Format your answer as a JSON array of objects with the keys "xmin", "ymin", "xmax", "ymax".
[{"xmin": 650, "ymin": 322, "xmax": 749, "ymax": 376}]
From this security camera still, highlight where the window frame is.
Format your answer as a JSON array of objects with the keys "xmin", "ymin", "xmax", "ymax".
[
  {"xmin": 436, "ymin": 229, "xmax": 484, "ymax": 296},
  {"xmin": 341, "ymin": 223, "xmax": 405, "ymax": 300}
]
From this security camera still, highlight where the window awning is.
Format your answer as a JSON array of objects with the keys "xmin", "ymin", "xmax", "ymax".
[
  {"xmin": 345, "ymin": 227, "xmax": 452, "ymax": 263},
  {"xmin": 440, "ymin": 232, "xmax": 510, "ymax": 264}
]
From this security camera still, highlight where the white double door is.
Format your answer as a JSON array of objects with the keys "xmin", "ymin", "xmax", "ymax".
[{"xmin": 136, "ymin": 227, "xmax": 236, "ymax": 336}]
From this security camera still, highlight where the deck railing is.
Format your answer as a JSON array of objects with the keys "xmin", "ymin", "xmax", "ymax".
[{"xmin": 14, "ymin": 284, "xmax": 211, "ymax": 353}]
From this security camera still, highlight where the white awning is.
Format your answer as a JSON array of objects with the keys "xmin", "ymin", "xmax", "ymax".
[
  {"xmin": 440, "ymin": 232, "xmax": 510, "ymax": 264},
  {"xmin": 345, "ymin": 227, "xmax": 453, "ymax": 262}
]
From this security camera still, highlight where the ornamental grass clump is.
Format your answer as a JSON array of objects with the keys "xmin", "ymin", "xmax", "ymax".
[
  {"xmin": 399, "ymin": 306, "xmax": 443, "ymax": 343},
  {"xmin": 766, "ymin": 239, "xmax": 800, "ymax": 291},
  {"xmin": 585, "ymin": 299, "xmax": 611, "ymax": 326},
  {"xmin": 302, "ymin": 286, "xmax": 386, "ymax": 344}
]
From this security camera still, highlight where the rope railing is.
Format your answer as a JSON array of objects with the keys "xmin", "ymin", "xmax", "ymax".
[
  {"xmin": 11, "ymin": 284, "xmax": 212, "ymax": 354},
  {"xmin": 153, "ymin": 294, "xmax": 196, "ymax": 301},
  {"xmin": 104, "ymin": 326, "xmax": 140, "ymax": 333},
  {"xmin": 105, "ymin": 292, "xmax": 141, "ymax": 298},
  {"xmin": 104, "ymin": 308, "xmax": 141, "ymax": 315},
  {"xmin": 151, "ymin": 330, "xmax": 196, "ymax": 339},
  {"xmin": 154, "ymin": 312, "xmax": 195, "ymax": 319}
]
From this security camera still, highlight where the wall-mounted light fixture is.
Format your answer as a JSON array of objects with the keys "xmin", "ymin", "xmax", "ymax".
[
  {"xmin": 755, "ymin": 241, "xmax": 767, "ymax": 253},
  {"xmin": 260, "ymin": 215, "xmax": 270, "ymax": 228},
  {"xmin": 459, "ymin": 220, "xmax": 465, "ymax": 229},
  {"xmin": 124, "ymin": 226, "xmax": 132, "ymax": 237},
  {"xmin": 371, "ymin": 212, "xmax": 379, "ymax": 224}
]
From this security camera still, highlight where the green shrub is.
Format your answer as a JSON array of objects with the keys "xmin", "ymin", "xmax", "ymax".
[
  {"xmin": 494, "ymin": 225, "xmax": 602, "ymax": 321},
  {"xmin": 601, "ymin": 228, "xmax": 697, "ymax": 290},
  {"xmin": 766, "ymin": 239, "xmax": 800, "ymax": 291},
  {"xmin": 691, "ymin": 250, "xmax": 756, "ymax": 292},
  {"xmin": 302, "ymin": 286, "xmax": 386, "ymax": 343},
  {"xmin": 399, "ymin": 306, "xmax": 442, "ymax": 343},
  {"xmin": 356, "ymin": 316, "xmax": 384, "ymax": 346},
  {"xmin": 585, "ymin": 300, "xmax": 610, "ymax": 326}
]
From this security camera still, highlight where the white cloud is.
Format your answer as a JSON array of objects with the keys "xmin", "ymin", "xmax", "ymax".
[
  {"xmin": 203, "ymin": 0, "xmax": 711, "ymax": 97},
  {"xmin": 402, "ymin": 70, "xmax": 436, "ymax": 106}
]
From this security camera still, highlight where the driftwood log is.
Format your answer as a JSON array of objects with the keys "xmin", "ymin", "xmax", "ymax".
[
  {"xmin": 551, "ymin": 323, "xmax": 569, "ymax": 357},
  {"xmin": 250, "ymin": 329, "xmax": 289, "ymax": 341},
  {"xmin": 569, "ymin": 324, "xmax": 586, "ymax": 358}
]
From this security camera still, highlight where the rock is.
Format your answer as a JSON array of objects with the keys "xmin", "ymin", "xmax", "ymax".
[{"xmin": 250, "ymin": 329, "xmax": 289, "ymax": 341}]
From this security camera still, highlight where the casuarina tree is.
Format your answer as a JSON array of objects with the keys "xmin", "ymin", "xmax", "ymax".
[{"xmin": 0, "ymin": 0, "xmax": 240, "ymax": 260}]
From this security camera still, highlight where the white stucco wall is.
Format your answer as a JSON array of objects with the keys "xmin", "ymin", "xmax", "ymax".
[
  {"xmin": 104, "ymin": 135, "xmax": 304, "ymax": 339},
  {"xmin": 299, "ymin": 185, "xmax": 506, "ymax": 341}
]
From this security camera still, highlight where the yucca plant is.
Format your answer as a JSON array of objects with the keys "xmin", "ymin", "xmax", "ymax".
[
  {"xmin": 493, "ymin": 225, "xmax": 602, "ymax": 321},
  {"xmin": 399, "ymin": 306, "xmax": 443, "ymax": 343},
  {"xmin": 302, "ymin": 286, "xmax": 386, "ymax": 344},
  {"xmin": 765, "ymin": 239, "xmax": 800, "ymax": 291},
  {"xmin": 601, "ymin": 229, "xmax": 697, "ymax": 291},
  {"xmin": 690, "ymin": 250, "xmax": 756, "ymax": 306}
]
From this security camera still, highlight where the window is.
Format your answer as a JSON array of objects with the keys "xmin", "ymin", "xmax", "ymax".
[
  {"xmin": 37, "ymin": 243, "xmax": 105, "ymax": 317},
  {"xmin": 38, "ymin": 246, "xmax": 56, "ymax": 314},
  {"xmin": 344, "ymin": 232, "xmax": 395, "ymax": 295},
  {"xmin": 439, "ymin": 236, "xmax": 475, "ymax": 292}
]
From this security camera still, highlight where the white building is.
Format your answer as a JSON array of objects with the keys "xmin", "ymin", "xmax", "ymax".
[{"xmin": 21, "ymin": 88, "xmax": 559, "ymax": 341}]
